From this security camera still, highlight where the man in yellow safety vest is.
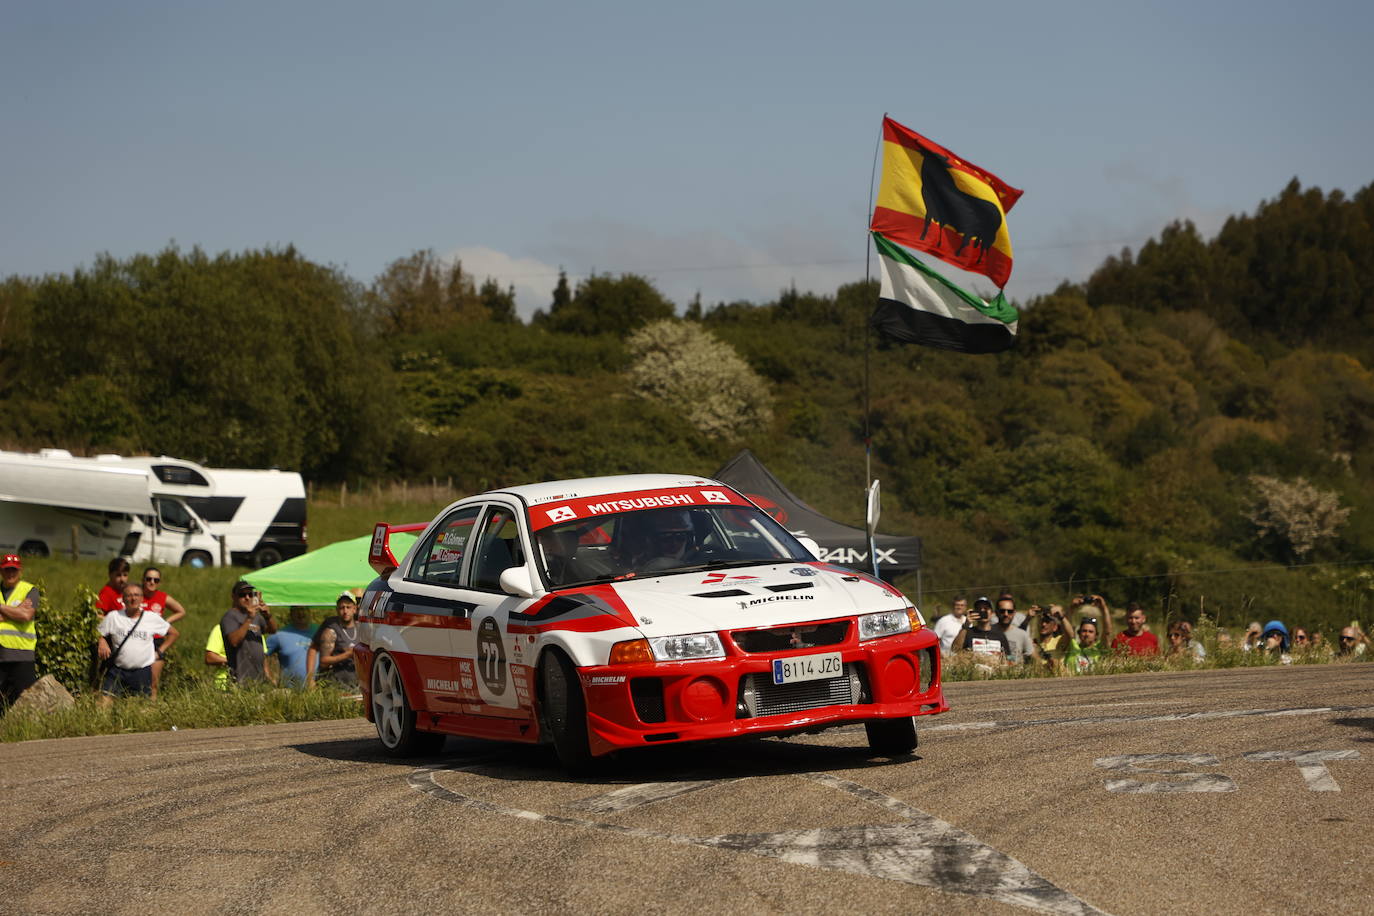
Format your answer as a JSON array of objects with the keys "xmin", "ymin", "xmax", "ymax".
[{"xmin": 0, "ymin": 553, "xmax": 40, "ymax": 708}]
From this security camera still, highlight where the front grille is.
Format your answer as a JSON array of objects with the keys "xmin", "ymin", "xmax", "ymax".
[
  {"xmin": 738, "ymin": 663, "xmax": 865, "ymax": 718},
  {"xmin": 631, "ymin": 678, "xmax": 666, "ymax": 723},
  {"xmin": 731, "ymin": 620, "xmax": 849, "ymax": 653}
]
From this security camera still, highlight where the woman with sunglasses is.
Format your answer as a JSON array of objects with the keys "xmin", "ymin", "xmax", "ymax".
[{"xmin": 139, "ymin": 567, "xmax": 186, "ymax": 698}]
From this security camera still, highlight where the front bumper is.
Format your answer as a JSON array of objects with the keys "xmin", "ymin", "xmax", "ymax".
[{"xmin": 577, "ymin": 626, "xmax": 946, "ymax": 756}]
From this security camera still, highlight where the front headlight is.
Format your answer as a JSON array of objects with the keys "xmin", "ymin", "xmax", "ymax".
[
  {"xmin": 649, "ymin": 632, "xmax": 725, "ymax": 661},
  {"xmin": 858, "ymin": 609, "xmax": 913, "ymax": 640}
]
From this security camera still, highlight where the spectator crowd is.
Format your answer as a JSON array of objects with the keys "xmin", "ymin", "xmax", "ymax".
[
  {"xmin": 931, "ymin": 588, "xmax": 1371, "ymax": 674},
  {"xmin": 0, "ymin": 553, "xmax": 362, "ymax": 712},
  {"xmin": 3, "ymin": 551, "xmax": 1374, "ymax": 713}
]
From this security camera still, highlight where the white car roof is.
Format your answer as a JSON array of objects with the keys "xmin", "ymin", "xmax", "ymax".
[{"xmin": 486, "ymin": 473, "xmax": 723, "ymax": 505}]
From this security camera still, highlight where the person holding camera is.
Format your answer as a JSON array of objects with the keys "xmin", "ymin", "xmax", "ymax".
[
  {"xmin": 1031, "ymin": 604, "xmax": 1072, "ymax": 671},
  {"xmin": 1062, "ymin": 595, "xmax": 1114, "ymax": 674},
  {"xmin": 952, "ymin": 596, "xmax": 1010, "ymax": 663},
  {"xmin": 219, "ymin": 580, "xmax": 278, "ymax": 685}
]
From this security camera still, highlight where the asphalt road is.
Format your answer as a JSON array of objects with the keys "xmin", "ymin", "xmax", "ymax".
[{"xmin": 2, "ymin": 664, "xmax": 1371, "ymax": 915}]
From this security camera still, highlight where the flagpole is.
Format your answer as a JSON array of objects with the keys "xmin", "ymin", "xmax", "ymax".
[
  {"xmin": 863, "ymin": 115, "xmax": 883, "ymax": 576},
  {"xmin": 863, "ymin": 114, "xmax": 884, "ymax": 493}
]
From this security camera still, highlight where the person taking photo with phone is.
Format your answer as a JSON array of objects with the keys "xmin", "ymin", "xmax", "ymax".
[
  {"xmin": 952, "ymin": 596, "xmax": 1010, "ymax": 664},
  {"xmin": 219, "ymin": 580, "xmax": 278, "ymax": 685}
]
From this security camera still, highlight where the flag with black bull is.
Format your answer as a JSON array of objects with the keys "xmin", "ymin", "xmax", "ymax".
[
  {"xmin": 868, "ymin": 116, "xmax": 1023, "ymax": 353},
  {"xmin": 869, "ymin": 116, "xmax": 1022, "ymax": 287}
]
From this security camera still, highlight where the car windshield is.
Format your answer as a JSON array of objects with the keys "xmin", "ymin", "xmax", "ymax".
[{"xmin": 534, "ymin": 504, "xmax": 812, "ymax": 588}]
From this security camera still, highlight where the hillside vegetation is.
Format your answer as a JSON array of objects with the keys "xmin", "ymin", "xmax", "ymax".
[{"xmin": 2, "ymin": 179, "xmax": 1372, "ymax": 634}]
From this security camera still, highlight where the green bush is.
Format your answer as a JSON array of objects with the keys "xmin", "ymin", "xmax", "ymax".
[{"xmin": 33, "ymin": 582, "xmax": 101, "ymax": 695}]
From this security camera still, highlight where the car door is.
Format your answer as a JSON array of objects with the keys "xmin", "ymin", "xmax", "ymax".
[
  {"xmin": 460, "ymin": 502, "xmax": 537, "ymax": 715},
  {"xmin": 392, "ymin": 504, "xmax": 484, "ymax": 712}
]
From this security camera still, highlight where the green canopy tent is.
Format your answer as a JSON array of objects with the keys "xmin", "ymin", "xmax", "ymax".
[{"xmin": 244, "ymin": 532, "xmax": 419, "ymax": 607}]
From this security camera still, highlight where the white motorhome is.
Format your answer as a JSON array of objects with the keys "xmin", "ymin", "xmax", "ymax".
[
  {"xmin": 200, "ymin": 467, "xmax": 307, "ymax": 568},
  {"xmin": 0, "ymin": 450, "xmax": 222, "ymax": 566},
  {"xmin": 95, "ymin": 455, "xmax": 306, "ymax": 568}
]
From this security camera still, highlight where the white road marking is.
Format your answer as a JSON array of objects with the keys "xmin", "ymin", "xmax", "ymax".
[
  {"xmin": 926, "ymin": 704, "xmax": 1374, "ymax": 734},
  {"xmin": 570, "ymin": 778, "xmax": 746, "ymax": 813},
  {"xmin": 410, "ymin": 765, "xmax": 1110, "ymax": 915},
  {"xmin": 1093, "ymin": 754, "xmax": 1238, "ymax": 793},
  {"xmin": 1242, "ymin": 750, "xmax": 1362, "ymax": 791}
]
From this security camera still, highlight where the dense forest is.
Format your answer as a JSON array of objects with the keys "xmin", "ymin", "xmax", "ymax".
[{"xmin": 2, "ymin": 178, "xmax": 1372, "ymax": 632}]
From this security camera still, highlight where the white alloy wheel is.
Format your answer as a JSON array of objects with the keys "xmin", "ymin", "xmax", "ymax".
[{"xmin": 372, "ymin": 652, "xmax": 406, "ymax": 749}]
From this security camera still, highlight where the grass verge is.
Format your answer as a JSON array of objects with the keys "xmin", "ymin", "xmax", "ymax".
[{"xmin": 1, "ymin": 681, "xmax": 363, "ymax": 742}]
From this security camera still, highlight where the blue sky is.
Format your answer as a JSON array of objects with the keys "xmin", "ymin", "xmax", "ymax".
[{"xmin": 5, "ymin": 1, "xmax": 1371, "ymax": 318}]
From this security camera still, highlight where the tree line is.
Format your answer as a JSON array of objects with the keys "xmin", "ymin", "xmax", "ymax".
[{"xmin": 1, "ymin": 178, "xmax": 1372, "ymax": 632}]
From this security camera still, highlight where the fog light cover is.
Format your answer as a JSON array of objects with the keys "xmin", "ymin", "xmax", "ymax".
[
  {"xmin": 649, "ymin": 632, "xmax": 725, "ymax": 661},
  {"xmin": 858, "ymin": 609, "xmax": 913, "ymax": 641}
]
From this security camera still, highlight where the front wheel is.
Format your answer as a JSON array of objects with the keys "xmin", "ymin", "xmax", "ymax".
[
  {"xmin": 18, "ymin": 540, "xmax": 49, "ymax": 558},
  {"xmin": 865, "ymin": 716, "xmax": 917, "ymax": 756},
  {"xmin": 181, "ymin": 550, "xmax": 213, "ymax": 568},
  {"xmin": 371, "ymin": 651, "xmax": 445, "ymax": 757},
  {"xmin": 539, "ymin": 650, "xmax": 595, "ymax": 773}
]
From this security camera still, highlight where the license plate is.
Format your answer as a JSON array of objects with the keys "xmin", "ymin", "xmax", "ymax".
[{"xmin": 772, "ymin": 651, "xmax": 843, "ymax": 685}]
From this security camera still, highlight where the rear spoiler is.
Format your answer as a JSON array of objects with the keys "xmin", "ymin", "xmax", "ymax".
[{"xmin": 368, "ymin": 521, "xmax": 429, "ymax": 576}]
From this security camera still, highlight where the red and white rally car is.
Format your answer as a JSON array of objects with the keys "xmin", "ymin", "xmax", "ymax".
[{"xmin": 357, "ymin": 474, "xmax": 946, "ymax": 769}]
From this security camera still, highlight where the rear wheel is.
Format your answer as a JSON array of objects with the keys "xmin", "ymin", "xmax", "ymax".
[
  {"xmin": 539, "ymin": 650, "xmax": 595, "ymax": 773},
  {"xmin": 251, "ymin": 545, "xmax": 284, "ymax": 569},
  {"xmin": 865, "ymin": 716, "xmax": 918, "ymax": 756},
  {"xmin": 371, "ymin": 651, "xmax": 445, "ymax": 757}
]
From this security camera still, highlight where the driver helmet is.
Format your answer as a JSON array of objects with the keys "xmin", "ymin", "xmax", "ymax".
[{"xmin": 651, "ymin": 509, "xmax": 695, "ymax": 553}]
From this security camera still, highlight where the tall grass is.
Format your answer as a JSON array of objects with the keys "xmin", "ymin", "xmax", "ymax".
[{"xmin": 0, "ymin": 681, "xmax": 362, "ymax": 742}]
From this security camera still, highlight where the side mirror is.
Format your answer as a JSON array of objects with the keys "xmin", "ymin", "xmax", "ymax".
[
  {"xmin": 499, "ymin": 566, "xmax": 536, "ymax": 599},
  {"xmin": 796, "ymin": 536, "xmax": 822, "ymax": 560}
]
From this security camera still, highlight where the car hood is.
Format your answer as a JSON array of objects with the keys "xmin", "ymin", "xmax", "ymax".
[{"xmin": 603, "ymin": 564, "xmax": 910, "ymax": 637}]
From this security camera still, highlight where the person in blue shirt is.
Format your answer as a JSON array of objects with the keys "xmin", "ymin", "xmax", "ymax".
[{"xmin": 266, "ymin": 606, "xmax": 317, "ymax": 687}]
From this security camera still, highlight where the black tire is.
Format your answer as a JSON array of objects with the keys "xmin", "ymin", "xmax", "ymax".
[
  {"xmin": 371, "ymin": 651, "xmax": 445, "ymax": 757},
  {"xmin": 865, "ymin": 716, "xmax": 918, "ymax": 756},
  {"xmin": 181, "ymin": 550, "xmax": 213, "ymax": 568},
  {"xmin": 539, "ymin": 650, "xmax": 596, "ymax": 773},
  {"xmin": 251, "ymin": 545, "xmax": 284, "ymax": 569},
  {"xmin": 18, "ymin": 541, "xmax": 49, "ymax": 558}
]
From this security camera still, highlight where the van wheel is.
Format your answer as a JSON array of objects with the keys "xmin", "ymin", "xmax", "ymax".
[
  {"xmin": 251, "ymin": 546, "xmax": 284, "ymax": 568},
  {"xmin": 18, "ymin": 541, "xmax": 49, "ymax": 558},
  {"xmin": 371, "ymin": 651, "xmax": 445, "ymax": 757},
  {"xmin": 181, "ymin": 550, "xmax": 213, "ymax": 568}
]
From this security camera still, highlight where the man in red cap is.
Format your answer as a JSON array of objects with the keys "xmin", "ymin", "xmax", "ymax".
[{"xmin": 0, "ymin": 554, "xmax": 41, "ymax": 707}]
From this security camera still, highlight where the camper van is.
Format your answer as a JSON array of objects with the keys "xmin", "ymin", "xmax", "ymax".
[
  {"xmin": 96, "ymin": 456, "xmax": 306, "ymax": 568},
  {"xmin": 198, "ymin": 468, "xmax": 307, "ymax": 568},
  {"xmin": 0, "ymin": 450, "xmax": 222, "ymax": 566}
]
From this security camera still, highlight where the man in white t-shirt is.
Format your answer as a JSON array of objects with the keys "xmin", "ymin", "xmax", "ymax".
[
  {"xmin": 97, "ymin": 583, "xmax": 178, "ymax": 705},
  {"xmin": 933, "ymin": 596, "xmax": 968, "ymax": 657}
]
